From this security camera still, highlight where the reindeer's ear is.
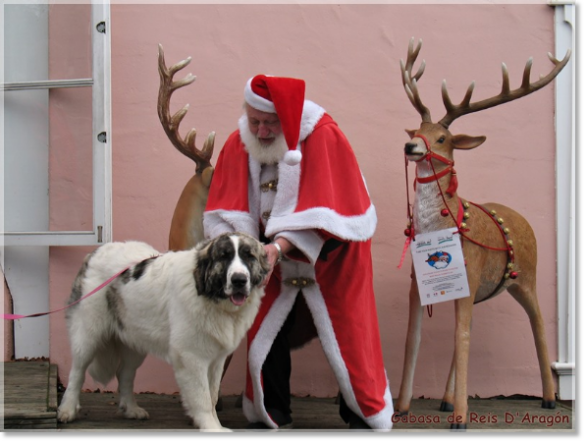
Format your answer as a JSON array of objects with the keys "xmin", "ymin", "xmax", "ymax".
[
  {"xmin": 452, "ymin": 134, "xmax": 486, "ymax": 150},
  {"xmin": 405, "ymin": 129, "xmax": 417, "ymax": 138},
  {"xmin": 405, "ymin": 129, "xmax": 418, "ymax": 139}
]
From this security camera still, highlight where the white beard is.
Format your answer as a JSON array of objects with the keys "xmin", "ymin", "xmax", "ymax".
[{"xmin": 238, "ymin": 114, "xmax": 288, "ymax": 165}]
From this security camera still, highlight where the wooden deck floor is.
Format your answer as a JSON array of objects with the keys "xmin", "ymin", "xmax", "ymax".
[
  {"xmin": 1, "ymin": 361, "xmax": 58, "ymax": 429},
  {"xmin": 1, "ymin": 360, "xmax": 575, "ymax": 432}
]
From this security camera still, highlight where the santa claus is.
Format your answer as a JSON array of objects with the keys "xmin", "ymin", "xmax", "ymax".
[{"xmin": 203, "ymin": 74, "xmax": 393, "ymax": 430}]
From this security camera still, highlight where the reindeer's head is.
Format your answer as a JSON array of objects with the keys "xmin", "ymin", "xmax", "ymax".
[
  {"xmin": 403, "ymin": 123, "xmax": 486, "ymax": 166},
  {"xmin": 401, "ymin": 38, "xmax": 570, "ymax": 171}
]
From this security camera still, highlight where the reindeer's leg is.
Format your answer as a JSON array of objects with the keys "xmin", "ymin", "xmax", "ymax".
[
  {"xmin": 395, "ymin": 277, "xmax": 424, "ymax": 415},
  {"xmin": 508, "ymin": 283, "xmax": 556, "ymax": 409},
  {"xmin": 442, "ymin": 315, "xmax": 474, "ymax": 412},
  {"xmin": 450, "ymin": 293, "xmax": 475, "ymax": 430},
  {"xmin": 440, "ymin": 354, "xmax": 456, "ymax": 412}
]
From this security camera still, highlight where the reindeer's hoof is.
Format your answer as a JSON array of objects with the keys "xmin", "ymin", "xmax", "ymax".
[
  {"xmin": 450, "ymin": 423, "xmax": 467, "ymax": 431},
  {"xmin": 541, "ymin": 400, "xmax": 556, "ymax": 409},
  {"xmin": 440, "ymin": 401, "xmax": 454, "ymax": 412}
]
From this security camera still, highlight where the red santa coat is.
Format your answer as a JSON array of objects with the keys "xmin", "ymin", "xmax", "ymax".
[{"xmin": 203, "ymin": 101, "xmax": 393, "ymax": 429}]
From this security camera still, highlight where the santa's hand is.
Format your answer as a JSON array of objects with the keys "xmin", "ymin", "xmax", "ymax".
[{"xmin": 262, "ymin": 238, "xmax": 292, "ymax": 286}]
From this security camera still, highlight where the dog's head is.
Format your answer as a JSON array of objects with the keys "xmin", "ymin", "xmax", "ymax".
[{"xmin": 194, "ymin": 232, "xmax": 270, "ymax": 307}]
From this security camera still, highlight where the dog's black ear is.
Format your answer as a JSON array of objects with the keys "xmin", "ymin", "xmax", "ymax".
[
  {"xmin": 194, "ymin": 244, "xmax": 212, "ymax": 296},
  {"xmin": 259, "ymin": 245, "xmax": 271, "ymax": 275},
  {"xmin": 251, "ymin": 241, "xmax": 271, "ymax": 287}
]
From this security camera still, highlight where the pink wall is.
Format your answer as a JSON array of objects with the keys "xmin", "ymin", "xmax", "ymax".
[{"xmin": 48, "ymin": 4, "xmax": 560, "ymax": 400}]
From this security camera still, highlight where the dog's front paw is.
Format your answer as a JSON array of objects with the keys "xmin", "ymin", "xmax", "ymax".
[
  {"xmin": 122, "ymin": 406, "xmax": 150, "ymax": 420},
  {"xmin": 57, "ymin": 404, "xmax": 79, "ymax": 423}
]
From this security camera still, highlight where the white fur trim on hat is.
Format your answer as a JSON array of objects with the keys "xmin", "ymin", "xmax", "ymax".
[{"xmin": 244, "ymin": 77, "xmax": 276, "ymax": 113}]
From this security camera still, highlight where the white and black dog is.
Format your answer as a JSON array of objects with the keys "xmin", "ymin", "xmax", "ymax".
[{"xmin": 57, "ymin": 232, "xmax": 269, "ymax": 431}]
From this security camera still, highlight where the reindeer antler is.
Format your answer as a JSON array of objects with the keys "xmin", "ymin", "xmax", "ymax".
[
  {"xmin": 157, "ymin": 44, "xmax": 215, "ymax": 174},
  {"xmin": 438, "ymin": 49, "xmax": 571, "ymax": 128},
  {"xmin": 400, "ymin": 37, "xmax": 432, "ymax": 123}
]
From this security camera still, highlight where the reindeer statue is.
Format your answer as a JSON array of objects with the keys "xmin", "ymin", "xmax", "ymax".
[
  {"xmin": 395, "ymin": 38, "xmax": 570, "ymax": 429},
  {"xmin": 157, "ymin": 44, "xmax": 215, "ymax": 252}
]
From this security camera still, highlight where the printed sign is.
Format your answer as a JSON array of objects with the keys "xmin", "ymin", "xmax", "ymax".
[{"xmin": 410, "ymin": 228, "xmax": 470, "ymax": 306}]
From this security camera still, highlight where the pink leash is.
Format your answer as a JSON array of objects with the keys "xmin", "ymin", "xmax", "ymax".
[{"xmin": 3, "ymin": 265, "xmax": 134, "ymax": 320}]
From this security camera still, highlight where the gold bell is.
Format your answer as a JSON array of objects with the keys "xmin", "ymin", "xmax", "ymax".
[
  {"xmin": 463, "ymin": 201, "xmax": 470, "ymax": 209},
  {"xmin": 507, "ymin": 239, "xmax": 514, "ymax": 246},
  {"xmin": 507, "ymin": 263, "xmax": 514, "ymax": 270},
  {"xmin": 460, "ymin": 222, "xmax": 467, "ymax": 229},
  {"xmin": 504, "ymin": 273, "xmax": 510, "ymax": 279},
  {"xmin": 497, "ymin": 217, "xmax": 504, "ymax": 224},
  {"xmin": 463, "ymin": 212, "xmax": 470, "ymax": 220},
  {"xmin": 503, "ymin": 227, "xmax": 510, "ymax": 234},
  {"xmin": 490, "ymin": 209, "xmax": 497, "ymax": 216}
]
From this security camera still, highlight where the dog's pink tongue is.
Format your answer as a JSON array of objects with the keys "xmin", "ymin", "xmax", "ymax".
[{"xmin": 230, "ymin": 293, "xmax": 247, "ymax": 306}]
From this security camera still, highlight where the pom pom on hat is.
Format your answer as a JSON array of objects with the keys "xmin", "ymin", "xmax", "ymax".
[
  {"xmin": 245, "ymin": 75, "xmax": 305, "ymax": 165},
  {"xmin": 284, "ymin": 150, "xmax": 302, "ymax": 166}
]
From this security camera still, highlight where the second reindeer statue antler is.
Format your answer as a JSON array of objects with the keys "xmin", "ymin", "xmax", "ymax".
[
  {"xmin": 157, "ymin": 44, "xmax": 216, "ymax": 251},
  {"xmin": 396, "ymin": 38, "xmax": 570, "ymax": 430}
]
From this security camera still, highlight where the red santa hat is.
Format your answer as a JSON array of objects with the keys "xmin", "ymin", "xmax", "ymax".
[{"xmin": 244, "ymin": 75, "xmax": 305, "ymax": 166}]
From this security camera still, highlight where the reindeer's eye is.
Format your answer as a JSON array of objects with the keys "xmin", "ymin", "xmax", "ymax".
[{"xmin": 437, "ymin": 136, "xmax": 445, "ymax": 144}]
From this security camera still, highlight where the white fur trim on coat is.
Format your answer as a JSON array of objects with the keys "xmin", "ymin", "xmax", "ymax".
[
  {"xmin": 244, "ymin": 274, "xmax": 300, "ymax": 428},
  {"xmin": 203, "ymin": 210, "xmax": 258, "ymax": 240},
  {"xmin": 245, "ymin": 259, "xmax": 394, "ymax": 430},
  {"xmin": 302, "ymin": 281, "xmax": 394, "ymax": 430},
  {"xmin": 299, "ymin": 100, "xmax": 326, "ymax": 141},
  {"xmin": 275, "ymin": 230, "xmax": 325, "ymax": 266},
  {"xmin": 266, "ymin": 204, "xmax": 377, "ymax": 243}
]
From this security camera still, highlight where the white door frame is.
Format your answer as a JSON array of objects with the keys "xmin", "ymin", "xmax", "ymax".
[
  {"xmin": 2, "ymin": 3, "xmax": 112, "ymax": 247},
  {"xmin": 550, "ymin": 0, "xmax": 575, "ymax": 401},
  {"xmin": 1, "ymin": 3, "xmax": 111, "ymax": 358}
]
